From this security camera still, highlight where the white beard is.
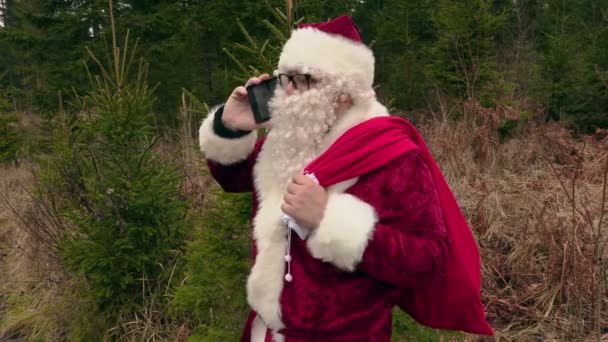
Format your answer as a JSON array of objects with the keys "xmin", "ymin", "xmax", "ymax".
[{"xmin": 263, "ymin": 81, "xmax": 344, "ymax": 189}]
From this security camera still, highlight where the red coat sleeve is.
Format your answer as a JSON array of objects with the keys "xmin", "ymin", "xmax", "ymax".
[
  {"xmin": 198, "ymin": 104, "xmax": 266, "ymax": 194},
  {"xmin": 207, "ymin": 138, "xmax": 265, "ymax": 193},
  {"xmin": 357, "ymin": 150, "xmax": 450, "ymax": 288}
]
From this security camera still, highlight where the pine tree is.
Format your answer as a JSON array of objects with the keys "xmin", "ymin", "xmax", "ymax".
[
  {"xmin": 427, "ymin": 0, "xmax": 509, "ymax": 103},
  {"xmin": 0, "ymin": 0, "xmax": 92, "ymax": 111},
  {"xmin": 534, "ymin": 0, "xmax": 608, "ymax": 130},
  {"xmin": 41, "ymin": 25, "xmax": 190, "ymax": 317},
  {"xmin": 222, "ymin": 0, "xmax": 300, "ymax": 83},
  {"xmin": 354, "ymin": 0, "xmax": 436, "ymax": 110}
]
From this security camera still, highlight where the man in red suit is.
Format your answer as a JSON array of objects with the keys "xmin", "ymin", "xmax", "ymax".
[{"xmin": 199, "ymin": 16, "xmax": 491, "ymax": 342}]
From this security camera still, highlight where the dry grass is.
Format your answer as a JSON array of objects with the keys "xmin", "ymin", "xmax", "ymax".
[
  {"xmin": 0, "ymin": 164, "xmax": 71, "ymax": 341},
  {"xmin": 105, "ymin": 272, "xmax": 190, "ymax": 342},
  {"xmin": 154, "ymin": 91, "xmax": 214, "ymax": 213},
  {"xmin": 0, "ymin": 165, "xmax": 64, "ymax": 291},
  {"xmin": 417, "ymin": 99, "xmax": 608, "ymax": 341}
]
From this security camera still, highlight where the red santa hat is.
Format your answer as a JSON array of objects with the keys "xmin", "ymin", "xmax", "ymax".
[{"xmin": 277, "ymin": 15, "xmax": 375, "ymax": 89}]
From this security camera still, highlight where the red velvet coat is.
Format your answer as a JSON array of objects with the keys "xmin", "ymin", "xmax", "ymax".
[{"xmin": 207, "ymin": 135, "xmax": 450, "ymax": 341}]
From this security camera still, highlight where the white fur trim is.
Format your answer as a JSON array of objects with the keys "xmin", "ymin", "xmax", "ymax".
[
  {"xmin": 198, "ymin": 105, "xmax": 257, "ymax": 165},
  {"xmin": 279, "ymin": 27, "xmax": 375, "ymax": 88},
  {"xmin": 247, "ymin": 157, "xmax": 287, "ymax": 331},
  {"xmin": 307, "ymin": 193, "xmax": 377, "ymax": 271},
  {"xmin": 251, "ymin": 315, "xmax": 267, "ymax": 342},
  {"xmin": 250, "ymin": 316, "xmax": 285, "ymax": 342}
]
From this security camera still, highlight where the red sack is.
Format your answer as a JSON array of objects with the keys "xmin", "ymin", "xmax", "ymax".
[{"xmin": 304, "ymin": 116, "xmax": 493, "ymax": 335}]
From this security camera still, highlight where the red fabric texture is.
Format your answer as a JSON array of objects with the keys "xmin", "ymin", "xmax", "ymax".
[
  {"xmin": 207, "ymin": 116, "xmax": 492, "ymax": 339},
  {"xmin": 304, "ymin": 116, "xmax": 493, "ymax": 335},
  {"xmin": 297, "ymin": 15, "xmax": 363, "ymax": 44},
  {"xmin": 278, "ymin": 151, "xmax": 449, "ymax": 341}
]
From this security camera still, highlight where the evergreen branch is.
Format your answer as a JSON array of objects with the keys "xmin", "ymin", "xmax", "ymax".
[
  {"xmin": 263, "ymin": 0, "xmax": 286, "ymax": 24},
  {"xmin": 274, "ymin": 7, "xmax": 288, "ymax": 22},
  {"xmin": 232, "ymin": 75, "xmax": 249, "ymax": 83},
  {"xmin": 136, "ymin": 58, "xmax": 153, "ymax": 92},
  {"xmin": 232, "ymin": 43, "xmax": 257, "ymax": 55},
  {"xmin": 236, "ymin": 19, "xmax": 258, "ymax": 49},
  {"xmin": 108, "ymin": 0, "xmax": 120, "ymax": 85},
  {"xmin": 262, "ymin": 19, "xmax": 287, "ymax": 43},
  {"xmin": 120, "ymin": 30, "xmax": 130, "ymax": 86},
  {"xmin": 260, "ymin": 40, "xmax": 270, "ymax": 55},
  {"xmin": 85, "ymin": 47, "xmax": 119, "ymax": 90},
  {"xmin": 257, "ymin": 53, "xmax": 274, "ymax": 73},
  {"xmin": 124, "ymin": 38, "xmax": 141, "ymax": 84},
  {"xmin": 88, "ymin": 144, "xmax": 103, "ymax": 186},
  {"xmin": 248, "ymin": 66, "xmax": 262, "ymax": 76},
  {"xmin": 266, "ymin": 45, "xmax": 281, "ymax": 54},
  {"xmin": 68, "ymin": 87, "xmax": 86, "ymax": 112},
  {"xmin": 83, "ymin": 62, "xmax": 95, "ymax": 93},
  {"xmin": 136, "ymin": 135, "xmax": 160, "ymax": 172},
  {"xmin": 181, "ymin": 88, "xmax": 208, "ymax": 114},
  {"xmin": 222, "ymin": 48, "xmax": 249, "ymax": 75}
]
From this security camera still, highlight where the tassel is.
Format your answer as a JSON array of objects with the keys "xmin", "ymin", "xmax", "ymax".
[{"xmin": 285, "ymin": 225, "xmax": 293, "ymax": 282}]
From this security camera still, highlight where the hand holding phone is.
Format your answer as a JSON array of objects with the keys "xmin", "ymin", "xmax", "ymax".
[
  {"xmin": 222, "ymin": 74, "xmax": 274, "ymax": 131},
  {"xmin": 247, "ymin": 76, "xmax": 277, "ymax": 123}
]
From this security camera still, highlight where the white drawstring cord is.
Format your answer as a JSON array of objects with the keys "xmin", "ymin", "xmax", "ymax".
[
  {"xmin": 284, "ymin": 227, "xmax": 293, "ymax": 282},
  {"xmin": 281, "ymin": 173, "xmax": 319, "ymax": 283}
]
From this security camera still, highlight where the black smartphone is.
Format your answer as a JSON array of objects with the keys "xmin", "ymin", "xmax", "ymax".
[{"xmin": 247, "ymin": 77, "xmax": 277, "ymax": 123}]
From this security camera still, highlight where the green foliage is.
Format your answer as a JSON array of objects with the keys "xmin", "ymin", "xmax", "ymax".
[
  {"xmin": 0, "ymin": 91, "xmax": 21, "ymax": 164},
  {"xmin": 392, "ymin": 309, "xmax": 463, "ymax": 341},
  {"xmin": 533, "ymin": 0, "xmax": 608, "ymax": 131},
  {"xmin": 0, "ymin": 0, "xmax": 91, "ymax": 112},
  {"xmin": 1, "ymin": 0, "xmax": 607, "ymax": 130},
  {"xmin": 426, "ymin": 0, "xmax": 509, "ymax": 101},
  {"xmin": 222, "ymin": 1, "xmax": 300, "ymax": 82},
  {"xmin": 172, "ymin": 184, "xmax": 252, "ymax": 341},
  {"xmin": 222, "ymin": 0, "xmax": 364, "ymax": 84},
  {"xmin": 498, "ymin": 119, "xmax": 519, "ymax": 141},
  {"xmin": 0, "ymin": 113, "xmax": 20, "ymax": 163},
  {"xmin": 354, "ymin": 0, "xmax": 435, "ymax": 110},
  {"xmin": 0, "ymin": 89, "xmax": 11, "ymax": 113},
  {"xmin": 41, "ymin": 36, "xmax": 190, "ymax": 315}
]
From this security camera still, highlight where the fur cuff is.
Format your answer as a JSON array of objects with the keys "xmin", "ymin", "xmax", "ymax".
[
  {"xmin": 307, "ymin": 193, "xmax": 377, "ymax": 271},
  {"xmin": 198, "ymin": 105, "xmax": 257, "ymax": 165}
]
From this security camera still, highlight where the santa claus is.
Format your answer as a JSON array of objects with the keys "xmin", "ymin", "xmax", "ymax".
[{"xmin": 199, "ymin": 15, "xmax": 492, "ymax": 342}]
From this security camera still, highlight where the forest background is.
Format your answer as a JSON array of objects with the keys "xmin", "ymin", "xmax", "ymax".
[{"xmin": 0, "ymin": 0, "xmax": 607, "ymax": 341}]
